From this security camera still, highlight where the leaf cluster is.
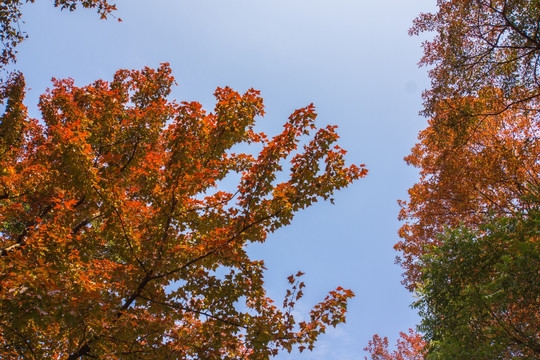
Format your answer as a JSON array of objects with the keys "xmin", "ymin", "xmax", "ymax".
[
  {"xmin": 415, "ymin": 212, "xmax": 540, "ymax": 358},
  {"xmin": 363, "ymin": 329, "xmax": 426, "ymax": 360},
  {"xmin": 412, "ymin": 0, "xmax": 540, "ymax": 117},
  {"xmin": 0, "ymin": 63, "xmax": 365, "ymax": 359}
]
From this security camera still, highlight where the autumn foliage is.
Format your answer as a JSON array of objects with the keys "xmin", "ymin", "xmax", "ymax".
[
  {"xmin": 368, "ymin": 1, "xmax": 540, "ymax": 359},
  {"xmin": 0, "ymin": 63, "xmax": 365, "ymax": 359},
  {"xmin": 411, "ymin": 0, "xmax": 540, "ymax": 118},
  {"xmin": 363, "ymin": 329, "xmax": 426, "ymax": 360},
  {"xmin": 398, "ymin": 0, "xmax": 540, "ymax": 287},
  {"xmin": 396, "ymin": 93, "xmax": 540, "ymax": 288},
  {"xmin": 0, "ymin": 4, "xmax": 368, "ymax": 358}
]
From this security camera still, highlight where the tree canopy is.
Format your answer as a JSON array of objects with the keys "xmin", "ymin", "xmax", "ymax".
[
  {"xmin": 366, "ymin": 1, "xmax": 540, "ymax": 359},
  {"xmin": 0, "ymin": 3, "xmax": 367, "ymax": 359},
  {"xmin": 414, "ymin": 213, "xmax": 540, "ymax": 359},
  {"xmin": 399, "ymin": 0, "xmax": 540, "ymax": 297},
  {"xmin": 0, "ymin": 63, "xmax": 365, "ymax": 359}
]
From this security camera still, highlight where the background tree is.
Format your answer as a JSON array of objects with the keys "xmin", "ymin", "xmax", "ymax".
[
  {"xmin": 398, "ymin": 0, "xmax": 540, "ymax": 290},
  {"xmin": 410, "ymin": 0, "xmax": 540, "ymax": 118},
  {"xmin": 0, "ymin": 63, "xmax": 365, "ymax": 359},
  {"xmin": 414, "ymin": 211, "xmax": 540, "ymax": 358},
  {"xmin": 396, "ymin": 94, "xmax": 540, "ymax": 288},
  {"xmin": 368, "ymin": 1, "xmax": 540, "ymax": 358},
  {"xmin": 363, "ymin": 329, "xmax": 426, "ymax": 360},
  {"xmin": 400, "ymin": 0, "xmax": 540, "ymax": 279}
]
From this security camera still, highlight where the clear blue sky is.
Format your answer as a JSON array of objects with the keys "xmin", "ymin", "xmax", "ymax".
[{"xmin": 15, "ymin": 0, "xmax": 436, "ymax": 358}]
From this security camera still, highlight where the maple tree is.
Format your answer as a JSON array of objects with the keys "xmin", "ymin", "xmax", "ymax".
[
  {"xmin": 411, "ymin": 0, "xmax": 540, "ymax": 119},
  {"xmin": 0, "ymin": 64, "xmax": 365, "ymax": 359},
  {"xmin": 396, "ymin": 94, "xmax": 540, "ymax": 288},
  {"xmin": 399, "ymin": 0, "xmax": 540, "ymax": 291},
  {"xmin": 363, "ymin": 329, "xmax": 426, "ymax": 360},
  {"xmin": 369, "ymin": 1, "xmax": 540, "ymax": 358},
  {"xmin": 0, "ymin": 0, "xmax": 118, "ymax": 68},
  {"xmin": 1, "ymin": 2, "xmax": 367, "ymax": 358}
]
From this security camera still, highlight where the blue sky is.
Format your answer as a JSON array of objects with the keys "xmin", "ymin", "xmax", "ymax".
[{"xmin": 15, "ymin": 0, "xmax": 436, "ymax": 358}]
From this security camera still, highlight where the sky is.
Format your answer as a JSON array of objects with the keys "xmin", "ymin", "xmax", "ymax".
[{"xmin": 14, "ymin": 0, "xmax": 436, "ymax": 358}]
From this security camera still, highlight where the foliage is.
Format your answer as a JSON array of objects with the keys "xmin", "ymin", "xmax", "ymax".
[
  {"xmin": 0, "ymin": 0, "xmax": 117, "ymax": 68},
  {"xmin": 411, "ymin": 0, "xmax": 540, "ymax": 118},
  {"xmin": 0, "ymin": 64, "xmax": 365, "ymax": 359},
  {"xmin": 396, "ymin": 94, "xmax": 540, "ymax": 288},
  {"xmin": 379, "ymin": 1, "xmax": 540, "ymax": 358},
  {"xmin": 414, "ymin": 212, "xmax": 540, "ymax": 359},
  {"xmin": 399, "ymin": 0, "xmax": 540, "ymax": 289},
  {"xmin": 363, "ymin": 329, "xmax": 426, "ymax": 360}
]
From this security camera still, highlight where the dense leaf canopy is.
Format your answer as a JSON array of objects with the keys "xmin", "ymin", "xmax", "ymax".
[
  {"xmin": 399, "ymin": 0, "xmax": 540, "ymax": 293},
  {"xmin": 0, "ymin": 63, "xmax": 364, "ymax": 359},
  {"xmin": 0, "ymin": 3, "xmax": 368, "ymax": 358},
  {"xmin": 396, "ymin": 94, "xmax": 540, "ymax": 288},
  {"xmin": 415, "ymin": 213, "xmax": 540, "ymax": 358},
  {"xmin": 364, "ymin": 1, "xmax": 540, "ymax": 359}
]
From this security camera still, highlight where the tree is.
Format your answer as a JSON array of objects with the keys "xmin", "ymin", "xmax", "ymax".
[
  {"xmin": 381, "ymin": 1, "xmax": 540, "ymax": 358},
  {"xmin": 0, "ymin": 0, "xmax": 118, "ymax": 69},
  {"xmin": 398, "ymin": 0, "xmax": 540, "ymax": 290},
  {"xmin": 396, "ymin": 94, "xmax": 540, "ymax": 288},
  {"xmin": 411, "ymin": 0, "xmax": 540, "ymax": 119},
  {"xmin": 363, "ymin": 329, "xmax": 426, "ymax": 360},
  {"xmin": 0, "ymin": 63, "xmax": 366, "ymax": 359},
  {"xmin": 414, "ymin": 211, "xmax": 540, "ymax": 359}
]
